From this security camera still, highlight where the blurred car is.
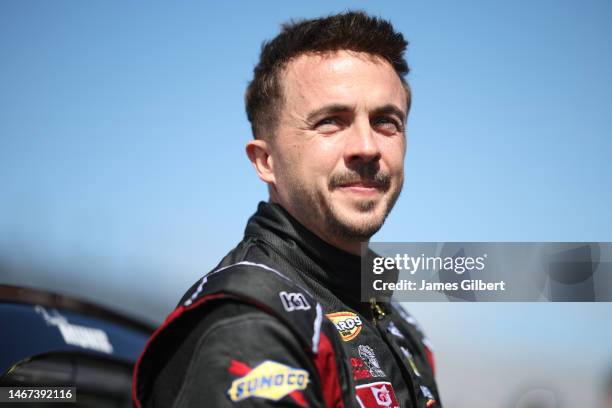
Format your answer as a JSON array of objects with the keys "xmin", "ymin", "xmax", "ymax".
[{"xmin": 0, "ymin": 284, "xmax": 153, "ymax": 407}]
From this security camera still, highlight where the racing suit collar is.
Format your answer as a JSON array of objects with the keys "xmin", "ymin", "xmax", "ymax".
[{"xmin": 244, "ymin": 201, "xmax": 395, "ymax": 315}]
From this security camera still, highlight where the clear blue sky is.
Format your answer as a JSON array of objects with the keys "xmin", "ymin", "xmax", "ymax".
[
  {"xmin": 1, "ymin": 0, "xmax": 611, "ymax": 308},
  {"xmin": 1, "ymin": 2, "xmax": 611, "ymax": 406}
]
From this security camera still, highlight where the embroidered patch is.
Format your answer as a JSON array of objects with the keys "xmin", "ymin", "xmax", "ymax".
[
  {"xmin": 279, "ymin": 291, "xmax": 311, "ymax": 312},
  {"xmin": 351, "ymin": 357, "xmax": 372, "ymax": 380},
  {"xmin": 326, "ymin": 311, "xmax": 363, "ymax": 341},
  {"xmin": 355, "ymin": 381, "xmax": 399, "ymax": 408},
  {"xmin": 387, "ymin": 322, "xmax": 405, "ymax": 339},
  {"xmin": 358, "ymin": 345, "xmax": 386, "ymax": 377},
  {"xmin": 227, "ymin": 360, "xmax": 309, "ymax": 403},
  {"xmin": 420, "ymin": 385, "xmax": 437, "ymax": 407}
]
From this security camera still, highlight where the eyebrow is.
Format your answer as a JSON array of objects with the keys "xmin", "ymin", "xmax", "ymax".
[
  {"xmin": 371, "ymin": 104, "xmax": 407, "ymax": 123},
  {"xmin": 305, "ymin": 103, "xmax": 407, "ymax": 125},
  {"xmin": 305, "ymin": 104, "xmax": 354, "ymax": 124}
]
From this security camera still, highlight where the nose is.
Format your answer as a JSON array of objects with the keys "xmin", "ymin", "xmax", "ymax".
[{"xmin": 343, "ymin": 117, "xmax": 382, "ymax": 166}]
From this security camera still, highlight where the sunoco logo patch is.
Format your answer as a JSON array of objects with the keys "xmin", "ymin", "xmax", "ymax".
[
  {"xmin": 326, "ymin": 311, "xmax": 363, "ymax": 341},
  {"xmin": 227, "ymin": 360, "xmax": 309, "ymax": 402}
]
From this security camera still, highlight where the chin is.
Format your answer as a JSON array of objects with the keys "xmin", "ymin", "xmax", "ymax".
[
  {"xmin": 344, "ymin": 196, "xmax": 388, "ymax": 216},
  {"xmin": 327, "ymin": 201, "xmax": 387, "ymax": 240}
]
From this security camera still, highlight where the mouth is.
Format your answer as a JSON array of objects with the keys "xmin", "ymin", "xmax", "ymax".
[{"xmin": 336, "ymin": 181, "xmax": 385, "ymax": 195}]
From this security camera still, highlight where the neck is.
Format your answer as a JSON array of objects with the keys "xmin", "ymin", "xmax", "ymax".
[
  {"xmin": 268, "ymin": 197, "xmax": 366, "ymax": 256},
  {"xmin": 316, "ymin": 231, "xmax": 364, "ymax": 256}
]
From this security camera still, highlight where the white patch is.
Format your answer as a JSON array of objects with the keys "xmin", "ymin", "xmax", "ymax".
[
  {"xmin": 420, "ymin": 385, "xmax": 435, "ymax": 401},
  {"xmin": 387, "ymin": 322, "xmax": 405, "ymax": 339},
  {"xmin": 279, "ymin": 291, "xmax": 311, "ymax": 312},
  {"xmin": 358, "ymin": 345, "xmax": 386, "ymax": 377},
  {"xmin": 35, "ymin": 306, "xmax": 113, "ymax": 354}
]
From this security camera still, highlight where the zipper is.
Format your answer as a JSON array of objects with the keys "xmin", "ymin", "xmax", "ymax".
[
  {"xmin": 370, "ymin": 298, "xmax": 421, "ymax": 407},
  {"xmin": 370, "ymin": 297, "xmax": 386, "ymax": 324}
]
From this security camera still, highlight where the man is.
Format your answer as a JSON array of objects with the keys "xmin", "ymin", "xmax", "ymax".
[{"xmin": 134, "ymin": 11, "xmax": 441, "ymax": 408}]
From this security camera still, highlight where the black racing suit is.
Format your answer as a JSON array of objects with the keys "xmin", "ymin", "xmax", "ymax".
[{"xmin": 133, "ymin": 202, "xmax": 442, "ymax": 408}]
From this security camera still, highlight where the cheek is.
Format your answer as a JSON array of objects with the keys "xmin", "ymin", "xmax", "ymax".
[
  {"xmin": 302, "ymin": 140, "xmax": 342, "ymax": 176},
  {"xmin": 382, "ymin": 139, "xmax": 406, "ymax": 173},
  {"xmin": 276, "ymin": 134, "xmax": 345, "ymax": 185},
  {"xmin": 277, "ymin": 146, "xmax": 329, "ymax": 188}
]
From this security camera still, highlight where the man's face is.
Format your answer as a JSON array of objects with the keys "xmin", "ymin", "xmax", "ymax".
[{"xmin": 269, "ymin": 50, "xmax": 407, "ymax": 245}]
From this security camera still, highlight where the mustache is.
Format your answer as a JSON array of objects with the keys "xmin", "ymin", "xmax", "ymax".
[{"xmin": 329, "ymin": 168, "xmax": 392, "ymax": 190}]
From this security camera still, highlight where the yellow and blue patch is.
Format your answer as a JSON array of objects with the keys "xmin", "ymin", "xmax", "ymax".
[{"xmin": 227, "ymin": 360, "xmax": 309, "ymax": 402}]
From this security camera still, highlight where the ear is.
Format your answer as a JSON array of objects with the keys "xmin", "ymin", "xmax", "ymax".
[{"xmin": 246, "ymin": 138, "xmax": 276, "ymax": 185}]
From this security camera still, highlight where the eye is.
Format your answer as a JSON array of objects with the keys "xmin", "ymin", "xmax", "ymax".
[
  {"xmin": 313, "ymin": 117, "xmax": 344, "ymax": 133},
  {"xmin": 372, "ymin": 116, "xmax": 403, "ymax": 135}
]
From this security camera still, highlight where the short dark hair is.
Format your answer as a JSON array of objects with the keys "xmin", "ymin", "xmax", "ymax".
[{"xmin": 245, "ymin": 11, "xmax": 410, "ymax": 140}]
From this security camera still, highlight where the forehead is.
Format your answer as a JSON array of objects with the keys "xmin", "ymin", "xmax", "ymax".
[{"xmin": 280, "ymin": 50, "xmax": 407, "ymax": 113}]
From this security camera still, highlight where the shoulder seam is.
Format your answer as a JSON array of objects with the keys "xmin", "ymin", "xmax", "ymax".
[{"xmin": 184, "ymin": 260, "xmax": 292, "ymax": 306}]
